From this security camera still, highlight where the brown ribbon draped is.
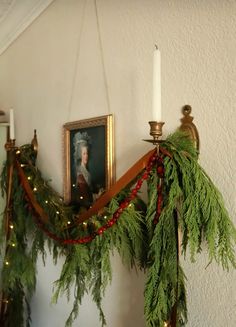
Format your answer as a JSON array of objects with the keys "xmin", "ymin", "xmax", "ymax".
[
  {"xmin": 76, "ymin": 148, "xmax": 157, "ymax": 223},
  {"xmin": 15, "ymin": 161, "xmax": 48, "ymax": 223},
  {"xmin": 15, "ymin": 145, "xmax": 177, "ymax": 326},
  {"xmin": 15, "ymin": 148, "xmax": 158, "ymax": 224}
]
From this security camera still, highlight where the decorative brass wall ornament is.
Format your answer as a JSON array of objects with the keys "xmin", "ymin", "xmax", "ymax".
[
  {"xmin": 143, "ymin": 105, "xmax": 199, "ymax": 158},
  {"xmin": 31, "ymin": 129, "xmax": 38, "ymax": 154},
  {"xmin": 179, "ymin": 105, "xmax": 200, "ymax": 151},
  {"xmin": 144, "ymin": 105, "xmax": 199, "ymax": 152}
]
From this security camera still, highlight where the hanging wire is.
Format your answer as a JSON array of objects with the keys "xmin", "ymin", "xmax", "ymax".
[
  {"xmin": 94, "ymin": 0, "xmax": 111, "ymax": 114},
  {"xmin": 67, "ymin": 0, "xmax": 87, "ymax": 121},
  {"xmin": 67, "ymin": 0, "xmax": 111, "ymax": 120}
]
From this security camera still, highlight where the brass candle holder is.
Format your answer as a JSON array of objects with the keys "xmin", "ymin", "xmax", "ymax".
[
  {"xmin": 143, "ymin": 121, "xmax": 165, "ymax": 154},
  {"xmin": 5, "ymin": 139, "xmax": 17, "ymax": 153},
  {"xmin": 148, "ymin": 121, "xmax": 165, "ymax": 144}
]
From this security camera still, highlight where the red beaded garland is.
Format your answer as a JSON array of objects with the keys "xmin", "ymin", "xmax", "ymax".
[
  {"xmin": 142, "ymin": 172, "xmax": 148, "ymax": 180},
  {"xmin": 157, "ymin": 166, "xmax": 164, "ymax": 175},
  {"xmin": 107, "ymin": 220, "xmax": 115, "ymax": 227},
  {"xmin": 28, "ymin": 150, "xmax": 158, "ymax": 244},
  {"xmin": 153, "ymin": 156, "xmax": 165, "ymax": 224}
]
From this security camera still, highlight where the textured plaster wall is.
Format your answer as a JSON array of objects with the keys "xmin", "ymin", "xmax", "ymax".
[{"xmin": 0, "ymin": 0, "xmax": 235, "ymax": 326}]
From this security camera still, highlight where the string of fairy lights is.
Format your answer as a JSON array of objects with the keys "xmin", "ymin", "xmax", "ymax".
[{"xmin": 3, "ymin": 146, "xmax": 161, "ymax": 264}]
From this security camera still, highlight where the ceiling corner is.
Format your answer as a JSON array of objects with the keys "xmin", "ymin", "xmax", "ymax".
[{"xmin": 0, "ymin": 0, "xmax": 55, "ymax": 56}]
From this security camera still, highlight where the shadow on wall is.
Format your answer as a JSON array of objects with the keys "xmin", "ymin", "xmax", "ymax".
[
  {"xmin": 30, "ymin": 250, "xmax": 146, "ymax": 327},
  {"xmin": 103, "ymin": 252, "xmax": 146, "ymax": 327}
]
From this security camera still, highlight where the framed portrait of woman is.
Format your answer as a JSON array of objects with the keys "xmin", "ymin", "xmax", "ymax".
[{"xmin": 63, "ymin": 115, "xmax": 115, "ymax": 208}]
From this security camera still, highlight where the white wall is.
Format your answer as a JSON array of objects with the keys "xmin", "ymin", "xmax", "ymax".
[{"xmin": 0, "ymin": 0, "xmax": 235, "ymax": 326}]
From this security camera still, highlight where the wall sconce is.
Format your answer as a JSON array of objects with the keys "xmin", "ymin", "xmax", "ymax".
[
  {"xmin": 145, "ymin": 104, "xmax": 200, "ymax": 154},
  {"xmin": 179, "ymin": 104, "xmax": 200, "ymax": 151}
]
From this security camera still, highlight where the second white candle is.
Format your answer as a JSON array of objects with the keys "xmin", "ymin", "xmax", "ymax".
[{"xmin": 10, "ymin": 108, "xmax": 15, "ymax": 140}]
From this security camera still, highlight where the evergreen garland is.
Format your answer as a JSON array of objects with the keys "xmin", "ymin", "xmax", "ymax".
[{"xmin": 0, "ymin": 131, "xmax": 235, "ymax": 327}]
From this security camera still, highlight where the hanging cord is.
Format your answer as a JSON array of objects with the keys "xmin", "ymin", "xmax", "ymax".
[
  {"xmin": 67, "ymin": 0, "xmax": 111, "ymax": 119},
  {"xmin": 94, "ymin": 0, "xmax": 111, "ymax": 114},
  {"xmin": 67, "ymin": 0, "xmax": 87, "ymax": 121}
]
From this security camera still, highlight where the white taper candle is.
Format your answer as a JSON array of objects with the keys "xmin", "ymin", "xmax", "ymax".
[
  {"xmin": 9, "ymin": 108, "xmax": 15, "ymax": 140},
  {"xmin": 152, "ymin": 46, "xmax": 162, "ymax": 121}
]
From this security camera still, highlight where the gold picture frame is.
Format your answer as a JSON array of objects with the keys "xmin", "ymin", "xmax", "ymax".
[{"xmin": 63, "ymin": 114, "xmax": 115, "ymax": 207}]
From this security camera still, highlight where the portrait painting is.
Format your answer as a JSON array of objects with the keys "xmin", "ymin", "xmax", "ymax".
[{"xmin": 63, "ymin": 115, "xmax": 114, "ymax": 208}]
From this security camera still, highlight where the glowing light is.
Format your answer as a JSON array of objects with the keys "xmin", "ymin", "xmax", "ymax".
[
  {"xmin": 33, "ymin": 187, "xmax": 37, "ymax": 192},
  {"xmin": 5, "ymin": 261, "xmax": 9, "ymax": 266},
  {"xmin": 72, "ymin": 184, "xmax": 76, "ymax": 187},
  {"xmin": 16, "ymin": 150, "xmax": 21, "ymax": 154},
  {"xmin": 56, "ymin": 211, "xmax": 59, "ymax": 215},
  {"xmin": 11, "ymin": 243, "xmax": 16, "ymax": 247},
  {"xmin": 67, "ymin": 221, "xmax": 71, "ymax": 225},
  {"xmin": 80, "ymin": 196, "xmax": 84, "ymax": 199},
  {"xmin": 9, "ymin": 224, "xmax": 13, "ymax": 229},
  {"xmin": 104, "ymin": 215, "xmax": 107, "ymax": 219},
  {"xmin": 45, "ymin": 200, "xmax": 48, "ymax": 204},
  {"xmin": 27, "ymin": 176, "xmax": 31, "ymax": 180}
]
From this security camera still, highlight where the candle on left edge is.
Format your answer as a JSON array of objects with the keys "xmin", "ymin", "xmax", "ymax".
[{"xmin": 9, "ymin": 109, "xmax": 15, "ymax": 140}]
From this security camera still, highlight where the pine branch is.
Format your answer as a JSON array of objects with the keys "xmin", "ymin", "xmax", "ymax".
[{"xmin": 1, "ymin": 131, "xmax": 235, "ymax": 327}]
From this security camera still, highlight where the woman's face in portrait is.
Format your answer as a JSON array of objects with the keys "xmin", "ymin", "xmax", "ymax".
[{"xmin": 81, "ymin": 146, "xmax": 89, "ymax": 165}]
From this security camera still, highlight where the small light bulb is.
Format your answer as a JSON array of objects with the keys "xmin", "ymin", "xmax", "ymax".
[
  {"xmin": 9, "ymin": 224, "xmax": 13, "ymax": 229},
  {"xmin": 80, "ymin": 196, "xmax": 83, "ymax": 199},
  {"xmin": 16, "ymin": 150, "xmax": 21, "ymax": 154},
  {"xmin": 72, "ymin": 184, "xmax": 76, "ymax": 187},
  {"xmin": 33, "ymin": 187, "xmax": 37, "ymax": 192},
  {"xmin": 11, "ymin": 243, "xmax": 16, "ymax": 247},
  {"xmin": 56, "ymin": 211, "xmax": 59, "ymax": 214},
  {"xmin": 27, "ymin": 176, "xmax": 31, "ymax": 180},
  {"xmin": 67, "ymin": 221, "xmax": 71, "ymax": 225},
  {"xmin": 45, "ymin": 200, "xmax": 48, "ymax": 204},
  {"xmin": 20, "ymin": 164, "xmax": 25, "ymax": 167},
  {"xmin": 5, "ymin": 261, "xmax": 9, "ymax": 266},
  {"xmin": 104, "ymin": 215, "xmax": 107, "ymax": 219}
]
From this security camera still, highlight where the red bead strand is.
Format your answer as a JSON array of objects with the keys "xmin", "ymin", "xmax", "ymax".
[
  {"xmin": 27, "ymin": 151, "xmax": 158, "ymax": 244},
  {"xmin": 153, "ymin": 156, "xmax": 165, "ymax": 224}
]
